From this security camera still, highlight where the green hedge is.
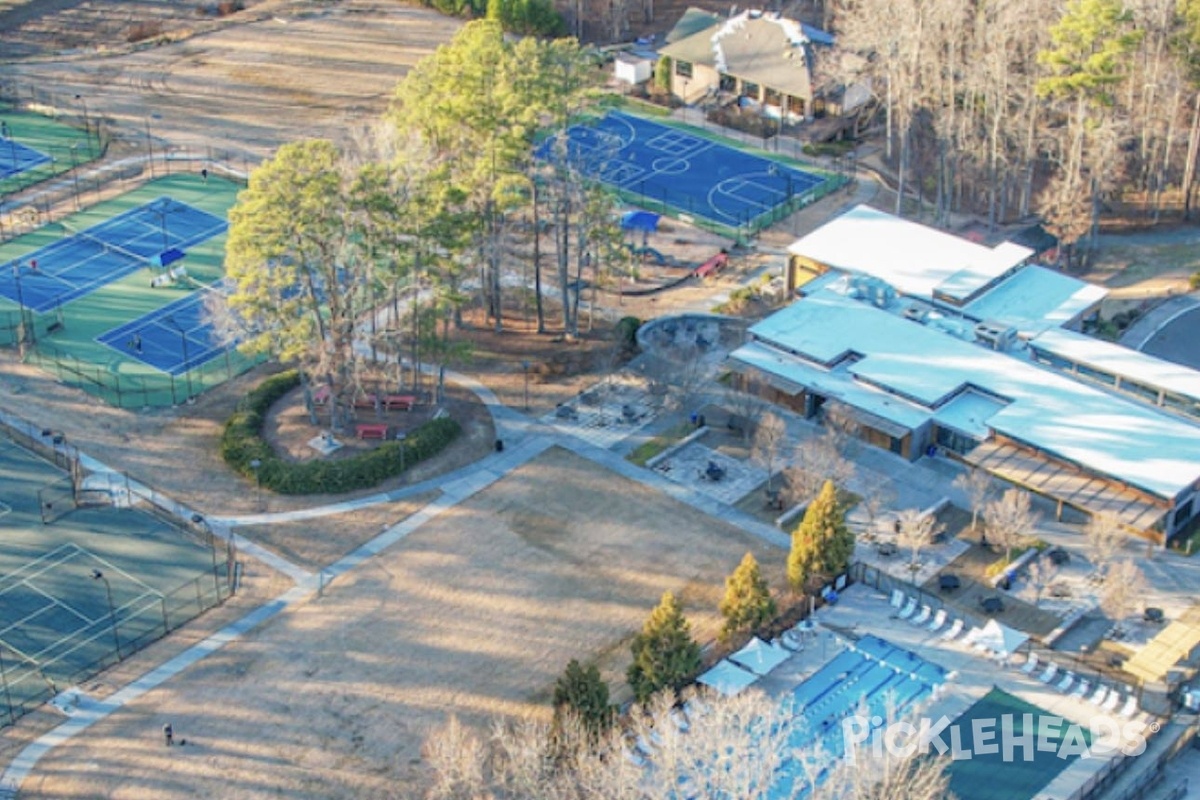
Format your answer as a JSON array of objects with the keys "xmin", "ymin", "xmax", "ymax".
[{"xmin": 221, "ymin": 370, "xmax": 463, "ymax": 495}]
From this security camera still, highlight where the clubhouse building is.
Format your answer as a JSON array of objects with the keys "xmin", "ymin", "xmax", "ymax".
[{"xmin": 729, "ymin": 205, "xmax": 1200, "ymax": 541}]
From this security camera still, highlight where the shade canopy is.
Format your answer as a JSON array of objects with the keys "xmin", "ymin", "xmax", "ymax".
[
  {"xmin": 621, "ymin": 210, "xmax": 661, "ymax": 232},
  {"xmin": 729, "ymin": 636, "xmax": 791, "ymax": 676},
  {"xmin": 974, "ymin": 619, "xmax": 1028, "ymax": 656},
  {"xmin": 697, "ymin": 660, "xmax": 759, "ymax": 696}
]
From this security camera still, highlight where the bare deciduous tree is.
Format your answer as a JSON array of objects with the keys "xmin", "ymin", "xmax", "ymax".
[
  {"xmin": 954, "ymin": 468, "xmax": 994, "ymax": 533},
  {"xmin": 1100, "ymin": 559, "xmax": 1149, "ymax": 625},
  {"xmin": 1026, "ymin": 557, "xmax": 1061, "ymax": 608},
  {"xmin": 423, "ymin": 687, "xmax": 954, "ymax": 800},
  {"xmin": 858, "ymin": 481, "xmax": 896, "ymax": 538},
  {"xmin": 783, "ymin": 430, "xmax": 856, "ymax": 508},
  {"xmin": 1085, "ymin": 512, "xmax": 1126, "ymax": 579},
  {"xmin": 752, "ymin": 412, "xmax": 788, "ymax": 493},
  {"xmin": 724, "ymin": 387, "xmax": 771, "ymax": 445},
  {"xmin": 895, "ymin": 508, "xmax": 945, "ymax": 576},
  {"xmin": 984, "ymin": 489, "xmax": 1040, "ymax": 563}
]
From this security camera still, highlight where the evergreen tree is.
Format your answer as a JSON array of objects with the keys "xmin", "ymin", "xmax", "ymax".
[
  {"xmin": 719, "ymin": 552, "xmax": 777, "ymax": 641},
  {"xmin": 552, "ymin": 659, "xmax": 613, "ymax": 737},
  {"xmin": 627, "ymin": 591, "xmax": 702, "ymax": 703},
  {"xmin": 789, "ymin": 480, "xmax": 854, "ymax": 589}
]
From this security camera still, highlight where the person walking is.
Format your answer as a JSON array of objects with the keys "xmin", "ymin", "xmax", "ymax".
[{"xmin": 163, "ymin": 722, "xmax": 174, "ymax": 747}]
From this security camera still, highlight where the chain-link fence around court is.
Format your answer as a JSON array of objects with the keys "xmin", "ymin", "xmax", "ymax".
[{"xmin": 0, "ymin": 566, "xmax": 233, "ymax": 729}]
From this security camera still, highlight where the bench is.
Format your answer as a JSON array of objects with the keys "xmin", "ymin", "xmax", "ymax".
[
  {"xmin": 356, "ymin": 423, "xmax": 389, "ymax": 440},
  {"xmin": 353, "ymin": 393, "xmax": 379, "ymax": 410},
  {"xmin": 383, "ymin": 394, "xmax": 416, "ymax": 412},
  {"xmin": 692, "ymin": 252, "xmax": 728, "ymax": 279}
]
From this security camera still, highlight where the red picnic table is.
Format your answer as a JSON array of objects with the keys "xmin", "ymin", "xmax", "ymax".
[{"xmin": 356, "ymin": 423, "xmax": 389, "ymax": 440}]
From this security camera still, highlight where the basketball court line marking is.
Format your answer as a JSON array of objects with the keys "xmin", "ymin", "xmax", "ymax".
[{"xmin": 23, "ymin": 581, "xmax": 97, "ymax": 626}]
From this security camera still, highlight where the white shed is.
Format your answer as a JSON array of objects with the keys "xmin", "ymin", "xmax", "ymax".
[{"xmin": 614, "ymin": 51, "xmax": 655, "ymax": 85}]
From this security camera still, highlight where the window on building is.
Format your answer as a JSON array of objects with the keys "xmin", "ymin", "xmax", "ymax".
[
  {"xmin": 675, "ymin": 60, "xmax": 693, "ymax": 79},
  {"xmin": 741, "ymin": 81, "xmax": 760, "ymax": 100},
  {"xmin": 764, "ymin": 87, "xmax": 782, "ymax": 107},
  {"xmin": 935, "ymin": 426, "xmax": 980, "ymax": 456},
  {"xmin": 719, "ymin": 74, "xmax": 736, "ymax": 92}
]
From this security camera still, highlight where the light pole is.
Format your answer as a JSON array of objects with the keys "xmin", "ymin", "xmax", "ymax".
[
  {"xmin": 91, "ymin": 569, "xmax": 122, "ymax": 660},
  {"xmin": 69, "ymin": 144, "xmax": 81, "ymax": 210},
  {"xmin": 74, "ymin": 94, "xmax": 94, "ymax": 157},
  {"xmin": 521, "ymin": 360, "xmax": 530, "ymax": 411},
  {"xmin": 249, "ymin": 458, "xmax": 263, "ymax": 510},
  {"xmin": 164, "ymin": 314, "xmax": 193, "ymax": 403},
  {"xmin": 155, "ymin": 198, "xmax": 170, "ymax": 251},
  {"xmin": 11, "ymin": 262, "xmax": 27, "ymax": 355}
]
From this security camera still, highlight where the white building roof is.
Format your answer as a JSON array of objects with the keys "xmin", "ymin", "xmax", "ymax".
[
  {"xmin": 743, "ymin": 288, "xmax": 1200, "ymax": 500},
  {"xmin": 962, "ymin": 266, "xmax": 1108, "ymax": 336},
  {"xmin": 787, "ymin": 205, "xmax": 1033, "ymax": 303},
  {"xmin": 1031, "ymin": 328, "xmax": 1200, "ymax": 404}
]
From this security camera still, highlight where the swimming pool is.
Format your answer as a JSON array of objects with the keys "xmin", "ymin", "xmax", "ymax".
[{"xmin": 769, "ymin": 635, "xmax": 947, "ymax": 799}]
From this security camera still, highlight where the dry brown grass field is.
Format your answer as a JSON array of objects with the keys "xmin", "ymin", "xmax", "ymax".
[{"xmin": 18, "ymin": 446, "xmax": 782, "ymax": 799}]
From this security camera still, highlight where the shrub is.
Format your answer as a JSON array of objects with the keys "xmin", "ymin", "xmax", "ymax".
[
  {"xmin": 616, "ymin": 316, "xmax": 641, "ymax": 355},
  {"xmin": 216, "ymin": 0, "xmax": 245, "ymax": 15},
  {"xmin": 220, "ymin": 370, "xmax": 462, "ymax": 495},
  {"xmin": 1190, "ymin": 271, "xmax": 1200, "ymax": 290}
]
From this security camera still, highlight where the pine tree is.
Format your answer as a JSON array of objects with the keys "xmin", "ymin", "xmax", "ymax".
[
  {"xmin": 552, "ymin": 659, "xmax": 613, "ymax": 737},
  {"xmin": 789, "ymin": 480, "xmax": 854, "ymax": 588},
  {"xmin": 627, "ymin": 591, "xmax": 702, "ymax": 703},
  {"xmin": 719, "ymin": 552, "xmax": 777, "ymax": 641}
]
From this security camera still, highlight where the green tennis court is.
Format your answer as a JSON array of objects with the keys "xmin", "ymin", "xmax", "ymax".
[
  {"xmin": 0, "ymin": 105, "xmax": 96, "ymax": 196},
  {"xmin": 0, "ymin": 430, "xmax": 230, "ymax": 727},
  {"xmin": 0, "ymin": 173, "xmax": 259, "ymax": 406},
  {"xmin": 946, "ymin": 687, "xmax": 1090, "ymax": 800}
]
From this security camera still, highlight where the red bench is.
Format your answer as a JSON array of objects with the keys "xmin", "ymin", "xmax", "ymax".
[
  {"xmin": 383, "ymin": 394, "xmax": 416, "ymax": 412},
  {"xmin": 356, "ymin": 423, "xmax": 389, "ymax": 440},
  {"xmin": 693, "ymin": 252, "xmax": 728, "ymax": 279},
  {"xmin": 352, "ymin": 393, "xmax": 379, "ymax": 410}
]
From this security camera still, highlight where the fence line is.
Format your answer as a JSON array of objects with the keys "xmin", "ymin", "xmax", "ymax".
[{"xmin": 0, "ymin": 566, "xmax": 232, "ymax": 729}]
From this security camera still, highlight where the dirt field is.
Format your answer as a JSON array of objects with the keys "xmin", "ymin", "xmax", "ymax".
[
  {"xmin": 0, "ymin": 0, "xmax": 462, "ymax": 156},
  {"xmin": 17, "ymin": 446, "xmax": 783, "ymax": 799}
]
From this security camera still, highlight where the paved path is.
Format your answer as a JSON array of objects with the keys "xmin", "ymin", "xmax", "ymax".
[{"xmin": 1120, "ymin": 294, "xmax": 1200, "ymax": 353}]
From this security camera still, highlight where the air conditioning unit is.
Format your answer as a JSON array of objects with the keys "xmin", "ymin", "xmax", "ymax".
[{"xmin": 974, "ymin": 320, "xmax": 1017, "ymax": 351}]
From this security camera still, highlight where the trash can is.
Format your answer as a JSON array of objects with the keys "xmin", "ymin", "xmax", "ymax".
[{"xmin": 494, "ymin": 439, "xmax": 504, "ymax": 452}]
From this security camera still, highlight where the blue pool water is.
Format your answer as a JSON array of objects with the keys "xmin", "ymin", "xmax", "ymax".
[{"xmin": 768, "ymin": 635, "xmax": 947, "ymax": 799}]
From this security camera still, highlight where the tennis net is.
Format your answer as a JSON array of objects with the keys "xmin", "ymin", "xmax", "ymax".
[{"xmin": 59, "ymin": 221, "xmax": 154, "ymax": 268}]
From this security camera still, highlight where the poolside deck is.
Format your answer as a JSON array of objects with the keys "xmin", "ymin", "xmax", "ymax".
[{"xmin": 811, "ymin": 584, "xmax": 1154, "ymax": 800}]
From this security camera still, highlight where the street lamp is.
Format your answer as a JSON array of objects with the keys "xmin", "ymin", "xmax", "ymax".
[
  {"xmin": 69, "ymin": 144, "xmax": 81, "ymax": 210},
  {"xmin": 249, "ymin": 458, "xmax": 263, "ymax": 510},
  {"xmin": 91, "ymin": 569, "xmax": 122, "ymax": 660},
  {"xmin": 74, "ymin": 95, "xmax": 94, "ymax": 157},
  {"xmin": 164, "ymin": 314, "xmax": 193, "ymax": 403},
  {"xmin": 521, "ymin": 360, "xmax": 531, "ymax": 411}
]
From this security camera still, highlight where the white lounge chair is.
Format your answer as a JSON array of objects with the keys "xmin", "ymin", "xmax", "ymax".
[
  {"xmin": 1071, "ymin": 679, "xmax": 1091, "ymax": 700},
  {"xmin": 911, "ymin": 605, "xmax": 931, "ymax": 625},
  {"xmin": 1056, "ymin": 672, "xmax": 1075, "ymax": 692},
  {"xmin": 928, "ymin": 608, "xmax": 947, "ymax": 632},
  {"xmin": 1119, "ymin": 695, "xmax": 1138, "ymax": 718},
  {"xmin": 940, "ymin": 619, "xmax": 964, "ymax": 640},
  {"xmin": 1020, "ymin": 653, "xmax": 1040, "ymax": 675},
  {"xmin": 898, "ymin": 599, "xmax": 917, "ymax": 620},
  {"xmin": 1090, "ymin": 686, "xmax": 1109, "ymax": 707},
  {"xmin": 1038, "ymin": 663, "xmax": 1058, "ymax": 684},
  {"xmin": 1102, "ymin": 691, "xmax": 1121, "ymax": 713},
  {"xmin": 890, "ymin": 589, "xmax": 905, "ymax": 609}
]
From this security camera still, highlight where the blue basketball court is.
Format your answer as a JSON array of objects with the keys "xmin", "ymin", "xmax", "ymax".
[
  {"xmin": 0, "ymin": 197, "xmax": 226, "ymax": 313},
  {"xmin": 96, "ymin": 284, "xmax": 233, "ymax": 376},
  {"xmin": 538, "ymin": 111, "xmax": 827, "ymax": 229},
  {"xmin": 0, "ymin": 138, "xmax": 51, "ymax": 181}
]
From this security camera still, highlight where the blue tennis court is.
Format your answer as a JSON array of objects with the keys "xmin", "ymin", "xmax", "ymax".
[
  {"xmin": 0, "ymin": 138, "xmax": 51, "ymax": 180},
  {"xmin": 537, "ymin": 111, "xmax": 827, "ymax": 228},
  {"xmin": 96, "ymin": 285, "xmax": 232, "ymax": 376},
  {"xmin": 0, "ymin": 197, "xmax": 226, "ymax": 313}
]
